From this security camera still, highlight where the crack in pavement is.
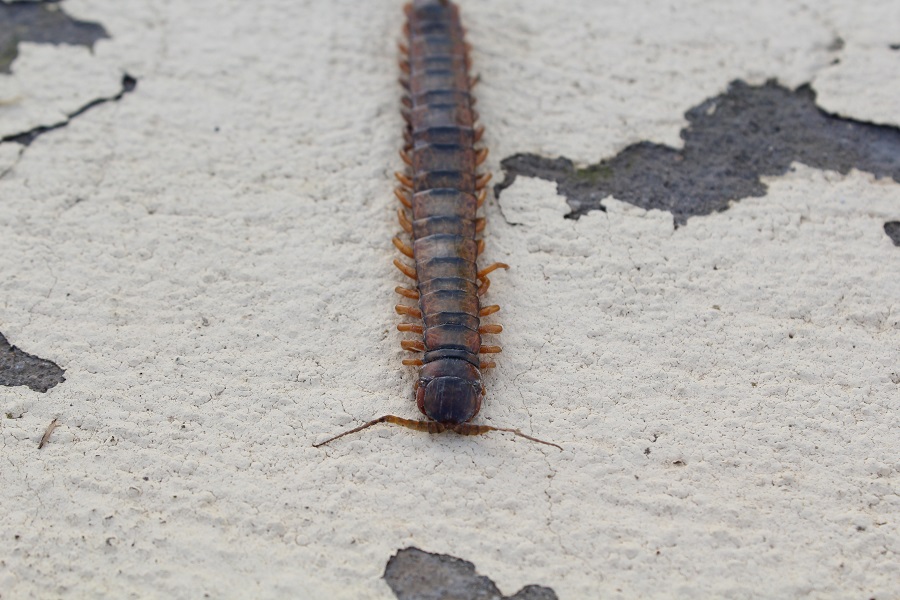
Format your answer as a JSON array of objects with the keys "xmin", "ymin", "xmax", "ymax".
[
  {"xmin": 0, "ymin": 73, "xmax": 137, "ymax": 179},
  {"xmin": 1, "ymin": 73, "xmax": 137, "ymax": 147}
]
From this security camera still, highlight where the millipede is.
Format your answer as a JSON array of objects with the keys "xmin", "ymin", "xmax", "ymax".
[{"xmin": 314, "ymin": 0, "xmax": 560, "ymax": 450}]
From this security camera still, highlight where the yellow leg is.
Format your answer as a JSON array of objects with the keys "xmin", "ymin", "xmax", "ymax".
[
  {"xmin": 394, "ymin": 259, "xmax": 416, "ymax": 280},
  {"xmin": 395, "ymin": 172, "xmax": 414, "ymax": 188},
  {"xmin": 479, "ymin": 324, "xmax": 502, "ymax": 334},
  {"xmin": 395, "ymin": 304, "xmax": 422, "ymax": 318},
  {"xmin": 395, "ymin": 286, "xmax": 419, "ymax": 300},
  {"xmin": 477, "ymin": 277, "xmax": 491, "ymax": 296},
  {"xmin": 395, "ymin": 188, "xmax": 412, "ymax": 209},
  {"xmin": 478, "ymin": 262, "xmax": 508, "ymax": 279},
  {"xmin": 475, "ymin": 172, "xmax": 492, "ymax": 190},
  {"xmin": 479, "ymin": 305, "xmax": 500, "ymax": 317},
  {"xmin": 393, "ymin": 236, "xmax": 414, "ymax": 258},
  {"xmin": 398, "ymin": 209, "xmax": 413, "ymax": 234}
]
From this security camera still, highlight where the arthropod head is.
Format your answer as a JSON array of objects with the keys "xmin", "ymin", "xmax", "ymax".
[
  {"xmin": 313, "ymin": 357, "xmax": 560, "ymax": 450},
  {"xmin": 417, "ymin": 375, "xmax": 483, "ymax": 425},
  {"xmin": 416, "ymin": 358, "xmax": 483, "ymax": 424}
]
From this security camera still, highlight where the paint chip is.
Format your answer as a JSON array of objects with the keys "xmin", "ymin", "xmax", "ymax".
[
  {"xmin": 384, "ymin": 547, "xmax": 558, "ymax": 600},
  {"xmin": 496, "ymin": 80, "xmax": 900, "ymax": 227}
]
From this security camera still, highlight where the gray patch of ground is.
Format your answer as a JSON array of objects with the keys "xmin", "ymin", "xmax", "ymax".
[
  {"xmin": 384, "ymin": 547, "xmax": 558, "ymax": 600},
  {"xmin": 495, "ymin": 80, "xmax": 900, "ymax": 227},
  {"xmin": 0, "ymin": 331, "xmax": 65, "ymax": 393},
  {"xmin": 885, "ymin": 222, "xmax": 900, "ymax": 246},
  {"xmin": 0, "ymin": 0, "xmax": 108, "ymax": 73}
]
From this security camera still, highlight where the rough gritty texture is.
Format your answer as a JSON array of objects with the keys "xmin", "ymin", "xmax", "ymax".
[
  {"xmin": 1, "ymin": 1, "xmax": 899, "ymax": 599},
  {"xmin": 1, "ymin": 72, "xmax": 135, "ymax": 146},
  {"xmin": 495, "ymin": 81, "xmax": 900, "ymax": 226},
  {"xmin": 383, "ymin": 547, "xmax": 558, "ymax": 600},
  {"xmin": 0, "ymin": 331, "xmax": 65, "ymax": 392},
  {"xmin": 811, "ymin": 0, "xmax": 900, "ymax": 128}
]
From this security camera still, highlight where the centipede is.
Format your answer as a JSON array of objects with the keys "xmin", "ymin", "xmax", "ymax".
[{"xmin": 314, "ymin": 0, "xmax": 560, "ymax": 450}]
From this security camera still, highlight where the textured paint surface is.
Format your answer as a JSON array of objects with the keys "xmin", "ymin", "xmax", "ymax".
[
  {"xmin": 1, "ymin": 72, "xmax": 135, "ymax": 146},
  {"xmin": 1, "ymin": 1, "xmax": 899, "ymax": 598}
]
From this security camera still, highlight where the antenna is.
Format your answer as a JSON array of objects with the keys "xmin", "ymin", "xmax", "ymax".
[{"xmin": 313, "ymin": 415, "xmax": 562, "ymax": 450}]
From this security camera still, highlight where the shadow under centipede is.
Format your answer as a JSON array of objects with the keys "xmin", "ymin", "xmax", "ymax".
[{"xmin": 495, "ymin": 80, "xmax": 900, "ymax": 233}]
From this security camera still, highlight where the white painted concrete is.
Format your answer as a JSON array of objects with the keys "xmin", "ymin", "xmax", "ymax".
[{"xmin": 1, "ymin": 1, "xmax": 898, "ymax": 597}]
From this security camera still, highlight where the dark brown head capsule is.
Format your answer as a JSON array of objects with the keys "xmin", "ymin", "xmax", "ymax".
[{"xmin": 416, "ymin": 359, "xmax": 483, "ymax": 424}]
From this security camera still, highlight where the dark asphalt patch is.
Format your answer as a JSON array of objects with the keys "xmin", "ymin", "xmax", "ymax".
[
  {"xmin": 0, "ymin": 331, "xmax": 65, "ymax": 393},
  {"xmin": 496, "ymin": 80, "xmax": 900, "ymax": 227},
  {"xmin": 885, "ymin": 222, "xmax": 900, "ymax": 246},
  {"xmin": 0, "ymin": 0, "xmax": 108, "ymax": 73},
  {"xmin": 384, "ymin": 547, "xmax": 558, "ymax": 600}
]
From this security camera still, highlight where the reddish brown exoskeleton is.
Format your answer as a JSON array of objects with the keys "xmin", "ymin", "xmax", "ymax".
[{"xmin": 315, "ymin": 0, "xmax": 559, "ymax": 451}]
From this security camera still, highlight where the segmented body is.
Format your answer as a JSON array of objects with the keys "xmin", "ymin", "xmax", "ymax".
[
  {"xmin": 312, "ymin": 1, "xmax": 560, "ymax": 450},
  {"xmin": 394, "ymin": 0, "xmax": 504, "ymax": 425}
]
